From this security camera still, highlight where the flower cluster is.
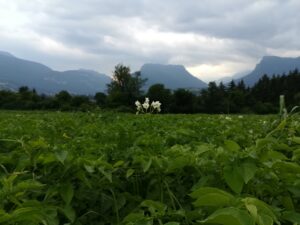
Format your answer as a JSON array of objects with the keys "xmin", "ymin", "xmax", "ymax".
[{"xmin": 135, "ymin": 97, "xmax": 161, "ymax": 114}]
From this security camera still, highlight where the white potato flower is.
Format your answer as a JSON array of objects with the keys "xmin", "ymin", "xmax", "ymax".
[
  {"xmin": 142, "ymin": 102, "xmax": 150, "ymax": 110},
  {"xmin": 135, "ymin": 100, "xmax": 141, "ymax": 107},
  {"xmin": 135, "ymin": 100, "xmax": 142, "ymax": 111},
  {"xmin": 151, "ymin": 101, "xmax": 161, "ymax": 111},
  {"xmin": 135, "ymin": 97, "xmax": 161, "ymax": 114}
]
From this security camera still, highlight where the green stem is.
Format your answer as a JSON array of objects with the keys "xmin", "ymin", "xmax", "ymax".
[
  {"xmin": 163, "ymin": 180, "xmax": 176, "ymax": 210},
  {"xmin": 110, "ymin": 189, "xmax": 120, "ymax": 225}
]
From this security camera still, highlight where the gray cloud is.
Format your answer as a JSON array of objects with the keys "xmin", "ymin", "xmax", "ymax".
[{"xmin": 0, "ymin": 0, "xmax": 300, "ymax": 81}]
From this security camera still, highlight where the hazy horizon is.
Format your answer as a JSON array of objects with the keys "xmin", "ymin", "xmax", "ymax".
[{"xmin": 1, "ymin": 0, "xmax": 300, "ymax": 82}]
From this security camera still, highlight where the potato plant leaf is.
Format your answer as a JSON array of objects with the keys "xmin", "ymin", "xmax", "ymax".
[
  {"xmin": 224, "ymin": 165, "xmax": 244, "ymax": 194},
  {"xmin": 199, "ymin": 207, "xmax": 254, "ymax": 225},
  {"xmin": 242, "ymin": 197, "xmax": 277, "ymax": 223},
  {"xmin": 282, "ymin": 211, "xmax": 300, "ymax": 223},
  {"xmin": 126, "ymin": 168, "xmax": 135, "ymax": 178},
  {"xmin": 224, "ymin": 140, "xmax": 240, "ymax": 152},
  {"xmin": 55, "ymin": 150, "xmax": 68, "ymax": 164},
  {"xmin": 59, "ymin": 182, "xmax": 74, "ymax": 205},
  {"xmin": 290, "ymin": 136, "xmax": 300, "ymax": 144},
  {"xmin": 241, "ymin": 161, "xmax": 257, "ymax": 184},
  {"xmin": 140, "ymin": 200, "xmax": 167, "ymax": 217},
  {"xmin": 190, "ymin": 187, "xmax": 235, "ymax": 207},
  {"xmin": 98, "ymin": 167, "xmax": 113, "ymax": 183},
  {"xmin": 61, "ymin": 205, "xmax": 76, "ymax": 223}
]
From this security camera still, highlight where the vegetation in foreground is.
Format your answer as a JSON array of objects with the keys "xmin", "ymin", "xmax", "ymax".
[{"xmin": 0, "ymin": 111, "xmax": 300, "ymax": 224}]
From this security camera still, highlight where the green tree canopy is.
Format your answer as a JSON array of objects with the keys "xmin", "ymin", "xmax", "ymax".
[
  {"xmin": 147, "ymin": 84, "xmax": 172, "ymax": 112},
  {"xmin": 107, "ymin": 64, "xmax": 146, "ymax": 107}
]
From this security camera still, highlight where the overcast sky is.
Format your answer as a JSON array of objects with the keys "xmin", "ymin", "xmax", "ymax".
[{"xmin": 1, "ymin": 0, "xmax": 300, "ymax": 82}]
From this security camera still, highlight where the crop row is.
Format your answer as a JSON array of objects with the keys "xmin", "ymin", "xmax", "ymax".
[{"xmin": 0, "ymin": 112, "xmax": 299, "ymax": 224}]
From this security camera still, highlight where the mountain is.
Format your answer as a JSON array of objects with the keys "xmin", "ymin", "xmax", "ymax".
[
  {"xmin": 0, "ymin": 51, "xmax": 15, "ymax": 58},
  {"xmin": 215, "ymin": 71, "xmax": 250, "ymax": 84},
  {"xmin": 238, "ymin": 56, "xmax": 300, "ymax": 86},
  {"xmin": 140, "ymin": 64, "xmax": 207, "ymax": 90},
  {"xmin": 0, "ymin": 52, "xmax": 111, "ymax": 94}
]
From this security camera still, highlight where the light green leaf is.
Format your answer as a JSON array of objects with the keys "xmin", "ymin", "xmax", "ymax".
[
  {"xmin": 123, "ymin": 212, "xmax": 144, "ymax": 222},
  {"xmin": 113, "ymin": 160, "xmax": 124, "ymax": 167},
  {"xmin": 0, "ymin": 210, "xmax": 11, "ymax": 223},
  {"xmin": 199, "ymin": 207, "xmax": 254, "ymax": 225},
  {"xmin": 224, "ymin": 166, "xmax": 244, "ymax": 194},
  {"xmin": 15, "ymin": 180, "xmax": 44, "ymax": 192},
  {"xmin": 241, "ymin": 161, "xmax": 257, "ymax": 184},
  {"xmin": 245, "ymin": 204, "xmax": 257, "ymax": 221},
  {"xmin": 167, "ymin": 156, "xmax": 191, "ymax": 172},
  {"xmin": 140, "ymin": 200, "xmax": 166, "ymax": 217},
  {"xmin": 195, "ymin": 144, "xmax": 211, "ymax": 155},
  {"xmin": 190, "ymin": 187, "xmax": 235, "ymax": 207},
  {"xmin": 142, "ymin": 158, "xmax": 152, "ymax": 173},
  {"xmin": 98, "ymin": 167, "xmax": 113, "ymax": 183},
  {"xmin": 290, "ymin": 136, "xmax": 300, "ymax": 144},
  {"xmin": 273, "ymin": 161, "xmax": 300, "ymax": 173},
  {"xmin": 123, "ymin": 212, "xmax": 152, "ymax": 224},
  {"xmin": 11, "ymin": 208, "xmax": 43, "ymax": 223},
  {"xmin": 126, "ymin": 168, "xmax": 135, "ymax": 178},
  {"xmin": 261, "ymin": 150, "xmax": 288, "ymax": 161},
  {"xmin": 257, "ymin": 214, "xmax": 273, "ymax": 225},
  {"xmin": 242, "ymin": 197, "xmax": 277, "ymax": 222},
  {"xmin": 292, "ymin": 149, "xmax": 300, "ymax": 160},
  {"xmin": 84, "ymin": 164, "xmax": 95, "ymax": 173},
  {"xmin": 55, "ymin": 150, "xmax": 68, "ymax": 164},
  {"xmin": 224, "ymin": 140, "xmax": 240, "ymax": 152}
]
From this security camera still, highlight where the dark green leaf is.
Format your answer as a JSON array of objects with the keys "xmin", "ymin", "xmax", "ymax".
[{"xmin": 60, "ymin": 182, "xmax": 74, "ymax": 205}]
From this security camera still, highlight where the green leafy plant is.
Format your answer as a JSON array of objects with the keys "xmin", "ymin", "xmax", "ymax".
[{"xmin": 0, "ymin": 111, "xmax": 300, "ymax": 224}]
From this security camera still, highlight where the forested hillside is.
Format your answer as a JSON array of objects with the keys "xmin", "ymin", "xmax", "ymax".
[{"xmin": 1, "ymin": 67, "xmax": 300, "ymax": 114}]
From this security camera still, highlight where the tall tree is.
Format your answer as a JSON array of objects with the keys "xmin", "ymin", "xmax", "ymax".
[{"xmin": 107, "ymin": 65, "xmax": 146, "ymax": 107}]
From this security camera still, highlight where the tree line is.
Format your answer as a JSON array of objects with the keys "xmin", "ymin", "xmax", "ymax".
[{"xmin": 0, "ymin": 64, "xmax": 300, "ymax": 114}]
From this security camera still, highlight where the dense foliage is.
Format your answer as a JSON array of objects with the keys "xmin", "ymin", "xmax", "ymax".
[
  {"xmin": 1, "ymin": 68, "xmax": 300, "ymax": 113},
  {"xmin": 1, "ymin": 111, "xmax": 300, "ymax": 224},
  {"xmin": 107, "ymin": 65, "xmax": 146, "ymax": 108}
]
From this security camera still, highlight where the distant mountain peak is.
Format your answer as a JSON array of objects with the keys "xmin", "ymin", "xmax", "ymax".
[
  {"xmin": 262, "ymin": 55, "xmax": 300, "ymax": 61},
  {"xmin": 78, "ymin": 68, "xmax": 98, "ymax": 73},
  {"xmin": 0, "ymin": 51, "xmax": 15, "ymax": 58},
  {"xmin": 140, "ymin": 63, "xmax": 207, "ymax": 90},
  {"xmin": 141, "ymin": 63, "xmax": 187, "ymax": 71},
  {"xmin": 143, "ymin": 63, "xmax": 184, "ymax": 67},
  {"xmin": 237, "ymin": 55, "xmax": 300, "ymax": 86}
]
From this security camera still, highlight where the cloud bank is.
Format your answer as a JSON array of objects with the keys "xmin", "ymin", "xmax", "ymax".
[{"xmin": 1, "ymin": 0, "xmax": 300, "ymax": 81}]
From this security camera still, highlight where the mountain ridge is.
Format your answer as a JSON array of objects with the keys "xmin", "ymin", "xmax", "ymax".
[
  {"xmin": 0, "ymin": 52, "xmax": 208, "ymax": 94},
  {"xmin": 237, "ymin": 56, "xmax": 300, "ymax": 86},
  {"xmin": 2, "ymin": 51, "xmax": 299, "ymax": 94},
  {"xmin": 0, "ymin": 53, "xmax": 111, "ymax": 94},
  {"xmin": 140, "ymin": 63, "xmax": 207, "ymax": 90}
]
